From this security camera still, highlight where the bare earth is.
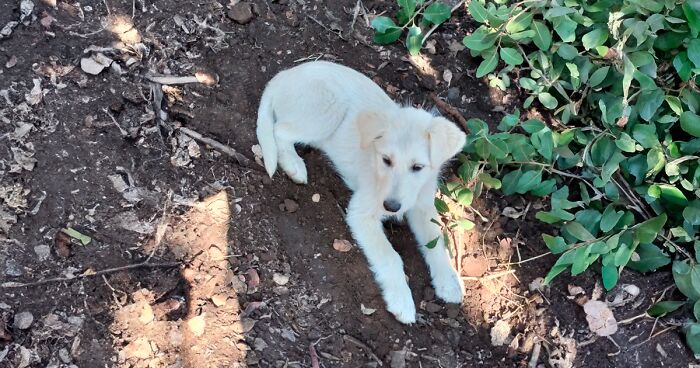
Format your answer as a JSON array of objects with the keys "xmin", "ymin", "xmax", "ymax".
[{"xmin": 0, "ymin": 0, "xmax": 694, "ymax": 367}]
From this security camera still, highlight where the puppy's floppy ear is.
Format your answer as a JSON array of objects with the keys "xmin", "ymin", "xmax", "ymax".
[
  {"xmin": 356, "ymin": 111, "xmax": 388, "ymax": 149},
  {"xmin": 427, "ymin": 117, "xmax": 466, "ymax": 167}
]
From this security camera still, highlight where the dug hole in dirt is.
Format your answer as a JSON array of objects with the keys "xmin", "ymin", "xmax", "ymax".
[{"xmin": 0, "ymin": 0, "xmax": 695, "ymax": 367}]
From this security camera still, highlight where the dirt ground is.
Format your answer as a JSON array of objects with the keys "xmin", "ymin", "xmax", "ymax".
[{"xmin": 0, "ymin": 0, "xmax": 696, "ymax": 367}]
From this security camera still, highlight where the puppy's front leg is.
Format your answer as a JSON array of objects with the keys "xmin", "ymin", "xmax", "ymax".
[
  {"xmin": 407, "ymin": 198, "xmax": 465, "ymax": 304},
  {"xmin": 346, "ymin": 196, "xmax": 416, "ymax": 324}
]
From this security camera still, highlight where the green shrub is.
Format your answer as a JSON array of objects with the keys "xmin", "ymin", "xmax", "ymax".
[{"xmin": 373, "ymin": 0, "xmax": 700, "ymax": 353}]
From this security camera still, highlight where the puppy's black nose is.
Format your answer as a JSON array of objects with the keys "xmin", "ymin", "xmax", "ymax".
[{"xmin": 383, "ymin": 200, "xmax": 401, "ymax": 213}]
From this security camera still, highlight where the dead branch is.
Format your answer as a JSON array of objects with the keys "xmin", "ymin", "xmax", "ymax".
[
  {"xmin": 1, "ymin": 260, "xmax": 181, "ymax": 289},
  {"xmin": 179, "ymin": 126, "xmax": 251, "ymax": 166},
  {"xmin": 343, "ymin": 334, "xmax": 383, "ymax": 366},
  {"xmin": 430, "ymin": 93, "xmax": 468, "ymax": 131}
]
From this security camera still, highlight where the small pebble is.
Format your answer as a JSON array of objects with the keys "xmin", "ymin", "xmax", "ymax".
[
  {"xmin": 5, "ymin": 259, "xmax": 23, "ymax": 277},
  {"xmin": 284, "ymin": 198, "xmax": 299, "ymax": 213},
  {"xmin": 424, "ymin": 302, "xmax": 442, "ymax": 313},
  {"xmin": 13, "ymin": 311, "xmax": 34, "ymax": 330},
  {"xmin": 311, "ymin": 193, "xmax": 320, "ymax": 202}
]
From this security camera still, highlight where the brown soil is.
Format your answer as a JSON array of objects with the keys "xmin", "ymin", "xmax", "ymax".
[{"xmin": 0, "ymin": 0, "xmax": 695, "ymax": 367}]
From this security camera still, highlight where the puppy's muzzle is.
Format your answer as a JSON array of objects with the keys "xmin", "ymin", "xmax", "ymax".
[{"xmin": 383, "ymin": 199, "xmax": 401, "ymax": 213}]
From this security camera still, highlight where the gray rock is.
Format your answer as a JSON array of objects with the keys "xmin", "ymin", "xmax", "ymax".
[
  {"xmin": 228, "ymin": 2, "xmax": 254, "ymax": 24},
  {"xmin": 5, "ymin": 259, "xmax": 23, "ymax": 277},
  {"xmin": 13, "ymin": 311, "xmax": 34, "ymax": 330}
]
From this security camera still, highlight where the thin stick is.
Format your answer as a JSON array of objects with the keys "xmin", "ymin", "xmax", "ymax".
[
  {"xmin": 343, "ymin": 335, "xmax": 383, "ymax": 366},
  {"xmin": 501, "ymin": 251, "xmax": 552, "ymax": 266},
  {"xmin": 309, "ymin": 343, "xmax": 321, "ymax": 368},
  {"xmin": 430, "ymin": 93, "xmax": 468, "ymax": 131},
  {"xmin": 1, "ymin": 261, "xmax": 181, "ymax": 289},
  {"xmin": 102, "ymin": 108, "xmax": 128, "ymax": 136},
  {"xmin": 462, "ymin": 269, "xmax": 515, "ymax": 281},
  {"xmin": 179, "ymin": 127, "xmax": 251, "ymax": 166},
  {"xmin": 528, "ymin": 342, "xmax": 541, "ymax": 368}
]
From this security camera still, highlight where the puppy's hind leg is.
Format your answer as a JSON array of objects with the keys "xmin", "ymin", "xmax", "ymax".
[{"xmin": 273, "ymin": 121, "xmax": 308, "ymax": 184}]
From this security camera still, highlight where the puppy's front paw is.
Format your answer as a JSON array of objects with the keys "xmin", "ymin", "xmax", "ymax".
[
  {"xmin": 433, "ymin": 268, "xmax": 464, "ymax": 304},
  {"xmin": 384, "ymin": 286, "xmax": 416, "ymax": 324}
]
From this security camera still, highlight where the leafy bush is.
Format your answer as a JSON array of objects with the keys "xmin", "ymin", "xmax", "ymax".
[
  {"xmin": 373, "ymin": 0, "xmax": 700, "ymax": 353},
  {"xmin": 371, "ymin": 0, "xmax": 453, "ymax": 55}
]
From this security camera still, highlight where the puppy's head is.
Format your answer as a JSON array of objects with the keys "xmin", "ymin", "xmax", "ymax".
[{"xmin": 357, "ymin": 108, "xmax": 466, "ymax": 215}]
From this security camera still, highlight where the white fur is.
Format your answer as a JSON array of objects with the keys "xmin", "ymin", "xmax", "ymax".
[{"xmin": 256, "ymin": 61, "xmax": 467, "ymax": 324}]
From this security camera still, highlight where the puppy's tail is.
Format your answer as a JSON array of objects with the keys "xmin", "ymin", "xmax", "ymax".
[{"xmin": 256, "ymin": 90, "xmax": 277, "ymax": 178}]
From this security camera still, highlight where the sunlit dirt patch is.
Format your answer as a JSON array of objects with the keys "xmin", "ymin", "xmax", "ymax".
[
  {"xmin": 105, "ymin": 15, "xmax": 141, "ymax": 45},
  {"xmin": 111, "ymin": 191, "xmax": 247, "ymax": 367}
]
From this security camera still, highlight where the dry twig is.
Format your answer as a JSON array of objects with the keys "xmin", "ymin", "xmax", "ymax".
[
  {"xmin": 343, "ymin": 335, "xmax": 383, "ymax": 366},
  {"xmin": 179, "ymin": 127, "xmax": 251, "ymax": 166}
]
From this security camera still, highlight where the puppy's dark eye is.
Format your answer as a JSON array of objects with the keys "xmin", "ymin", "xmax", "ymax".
[
  {"xmin": 411, "ymin": 164, "xmax": 424, "ymax": 172},
  {"xmin": 382, "ymin": 156, "xmax": 393, "ymax": 167}
]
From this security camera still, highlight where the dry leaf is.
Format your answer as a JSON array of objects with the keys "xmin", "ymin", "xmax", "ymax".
[
  {"xmin": 360, "ymin": 304, "xmax": 376, "ymax": 315},
  {"xmin": 187, "ymin": 315, "xmax": 206, "ymax": 336},
  {"xmin": 332, "ymin": 239, "xmax": 353, "ymax": 252},
  {"xmin": 25, "ymin": 79, "xmax": 43, "ymax": 105},
  {"xmin": 443, "ymin": 69, "xmax": 453, "ymax": 86},
  {"xmin": 490, "ymin": 320, "xmax": 511, "ymax": 346},
  {"xmin": 583, "ymin": 300, "xmax": 618, "ymax": 336},
  {"xmin": 567, "ymin": 284, "xmax": 585, "ymax": 296},
  {"xmin": 273, "ymin": 273, "xmax": 289, "ymax": 286},
  {"xmin": 501, "ymin": 207, "xmax": 523, "ymax": 219},
  {"xmin": 5, "ymin": 55, "xmax": 17, "ymax": 69}
]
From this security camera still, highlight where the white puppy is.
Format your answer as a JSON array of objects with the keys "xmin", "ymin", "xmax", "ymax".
[{"xmin": 256, "ymin": 61, "xmax": 466, "ymax": 323}]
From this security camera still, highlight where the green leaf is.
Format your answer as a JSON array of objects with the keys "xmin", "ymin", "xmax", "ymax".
[
  {"xmin": 434, "ymin": 198, "xmax": 449, "ymax": 213},
  {"xmin": 423, "ymin": 2, "xmax": 452, "ymax": 25},
  {"xmin": 61, "ymin": 227, "xmax": 92, "ymax": 246},
  {"xmin": 695, "ymin": 300, "xmax": 700, "ymax": 321},
  {"xmin": 468, "ymin": 0, "xmax": 489, "ymax": 23},
  {"xmin": 632, "ymin": 123, "xmax": 659, "ymax": 149},
  {"xmin": 684, "ymin": 202, "xmax": 700, "ymax": 225},
  {"xmin": 684, "ymin": 0, "xmax": 700, "ymax": 37},
  {"xmin": 628, "ymin": 243, "xmax": 671, "ymax": 273},
  {"xmin": 405, "ymin": 25, "xmax": 423, "ymax": 55},
  {"xmin": 685, "ymin": 324, "xmax": 700, "ymax": 355},
  {"xmin": 673, "ymin": 52, "xmax": 693, "ymax": 82},
  {"xmin": 571, "ymin": 245, "xmax": 593, "ymax": 275},
  {"xmin": 374, "ymin": 28, "xmax": 403, "ymax": 44},
  {"xmin": 478, "ymin": 173, "xmax": 502, "ymax": 189},
  {"xmin": 371, "ymin": 16, "xmax": 398, "ymax": 32},
  {"xmin": 637, "ymin": 89, "xmax": 665, "ymax": 121},
  {"xmin": 425, "ymin": 236, "xmax": 439, "ymax": 249},
  {"xmin": 509, "ymin": 30, "xmax": 536, "ymax": 40},
  {"xmin": 672, "ymin": 260, "xmax": 700, "ymax": 301},
  {"xmin": 659, "ymin": 184, "xmax": 689, "ymax": 206},
  {"xmin": 600, "ymin": 205, "xmax": 624, "ymax": 232},
  {"xmin": 499, "ymin": 47, "xmax": 524, "ymax": 65},
  {"xmin": 666, "ymin": 95, "xmax": 683, "ymax": 115},
  {"xmin": 688, "ymin": 38, "xmax": 700, "ymax": 68},
  {"xmin": 515, "ymin": 170, "xmax": 542, "ymax": 194},
  {"xmin": 397, "ymin": 0, "xmax": 417, "ymax": 24},
  {"xmin": 519, "ymin": 77, "xmax": 537, "ymax": 90},
  {"xmin": 456, "ymin": 219, "xmax": 475, "ymax": 231},
  {"xmin": 456, "ymin": 188, "xmax": 473, "ymax": 206},
  {"xmin": 476, "ymin": 49, "xmax": 499, "ymax": 77},
  {"xmin": 506, "ymin": 11, "xmax": 533, "ymax": 33},
  {"xmin": 564, "ymin": 221, "xmax": 595, "ymax": 242},
  {"xmin": 463, "ymin": 29, "xmax": 498, "ymax": 51},
  {"xmin": 536, "ymin": 209, "xmax": 575, "ymax": 224},
  {"xmin": 531, "ymin": 21, "xmax": 551, "ymax": 51},
  {"xmin": 543, "ymin": 235, "xmax": 569, "ymax": 254},
  {"xmin": 556, "ymin": 43, "xmax": 578, "ymax": 60},
  {"xmin": 501, "ymin": 169, "xmax": 522, "ymax": 195},
  {"xmin": 552, "ymin": 15, "xmax": 577, "ymax": 42},
  {"xmin": 681, "ymin": 111, "xmax": 700, "ymax": 137},
  {"xmin": 530, "ymin": 179, "xmax": 557, "ymax": 197},
  {"xmin": 635, "ymin": 214, "xmax": 667, "ymax": 244},
  {"xmin": 646, "ymin": 147, "xmax": 666, "ymax": 177},
  {"xmin": 538, "ymin": 92, "xmax": 558, "ymax": 109},
  {"xmin": 582, "ymin": 28, "xmax": 609, "ymax": 50},
  {"xmin": 601, "ymin": 264, "xmax": 619, "ymax": 290},
  {"xmin": 647, "ymin": 301, "xmax": 686, "ymax": 317},
  {"xmin": 588, "ymin": 66, "xmax": 609, "ymax": 88},
  {"xmin": 615, "ymin": 133, "xmax": 637, "ymax": 153}
]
